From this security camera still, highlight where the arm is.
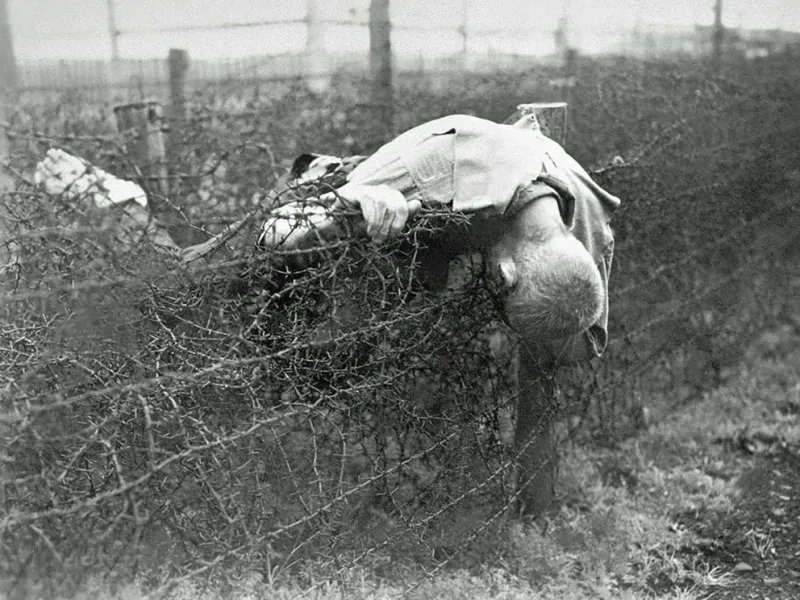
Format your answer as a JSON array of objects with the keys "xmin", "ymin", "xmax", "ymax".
[
  {"xmin": 331, "ymin": 183, "xmax": 421, "ymax": 244},
  {"xmin": 257, "ymin": 184, "xmax": 419, "ymax": 249},
  {"xmin": 259, "ymin": 144, "xmax": 426, "ymax": 250}
]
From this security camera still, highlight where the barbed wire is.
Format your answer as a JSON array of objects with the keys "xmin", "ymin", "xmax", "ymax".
[
  {"xmin": 0, "ymin": 130, "xmax": 772, "ymax": 288},
  {"xmin": 611, "ymin": 193, "xmax": 796, "ymax": 301},
  {"xmin": 2, "ymin": 55, "xmax": 799, "ymax": 598}
]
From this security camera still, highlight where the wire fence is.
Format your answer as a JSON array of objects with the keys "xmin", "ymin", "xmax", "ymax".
[
  {"xmin": 14, "ymin": 52, "xmax": 555, "ymax": 107},
  {"xmin": 15, "ymin": 17, "xmax": 772, "ymax": 101},
  {"xmin": 15, "ymin": 5, "xmax": 557, "ymax": 100},
  {"xmin": 1, "ymin": 55, "xmax": 799, "ymax": 597}
]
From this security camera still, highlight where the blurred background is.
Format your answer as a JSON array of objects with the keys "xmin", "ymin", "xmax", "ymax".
[{"xmin": 3, "ymin": 0, "xmax": 800, "ymax": 100}]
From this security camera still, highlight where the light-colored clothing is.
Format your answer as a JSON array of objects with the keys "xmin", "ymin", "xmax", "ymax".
[{"xmin": 347, "ymin": 114, "xmax": 621, "ymax": 357}]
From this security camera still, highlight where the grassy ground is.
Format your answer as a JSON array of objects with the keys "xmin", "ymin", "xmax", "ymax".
[{"xmin": 21, "ymin": 293, "xmax": 796, "ymax": 600}]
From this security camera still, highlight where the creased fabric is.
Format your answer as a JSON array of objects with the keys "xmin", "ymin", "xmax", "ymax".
[{"xmin": 346, "ymin": 114, "xmax": 621, "ymax": 357}]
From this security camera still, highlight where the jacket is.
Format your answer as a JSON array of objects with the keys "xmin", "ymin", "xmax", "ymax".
[{"xmin": 347, "ymin": 115, "xmax": 621, "ymax": 357}]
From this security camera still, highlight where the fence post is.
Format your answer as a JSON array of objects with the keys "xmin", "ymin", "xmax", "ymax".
[
  {"xmin": 113, "ymin": 100, "xmax": 170, "ymax": 206},
  {"xmin": 458, "ymin": 0, "xmax": 468, "ymax": 70},
  {"xmin": 369, "ymin": 0, "xmax": 393, "ymax": 141},
  {"xmin": 113, "ymin": 99, "xmax": 196, "ymax": 246},
  {"xmin": 168, "ymin": 48, "xmax": 189, "ymax": 120},
  {"xmin": 305, "ymin": 0, "xmax": 329, "ymax": 93},
  {"xmin": 562, "ymin": 46, "xmax": 578, "ymax": 104},
  {"xmin": 712, "ymin": 0, "xmax": 724, "ymax": 73},
  {"xmin": 106, "ymin": 0, "xmax": 120, "ymax": 60},
  {"xmin": 0, "ymin": 0, "xmax": 17, "ymax": 191}
]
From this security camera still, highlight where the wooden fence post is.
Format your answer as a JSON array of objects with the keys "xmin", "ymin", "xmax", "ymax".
[
  {"xmin": 113, "ymin": 99, "xmax": 196, "ymax": 246},
  {"xmin": 305, "ymin": 0, "xmax": 329, "ymax": 93},
  {"xmin": 113, "ymin": 100, "xmax": 169, "ymax": 198},
  {"xmin": 369, "ymin": 0, "xmax": 393, "ymax": 141},
  {"xmin": 458, "ymin": 0, "xmax": 469, "ymax": 70},
  {"xmin": 562, "ymin": 47, "xmax": 578, "ymax": 104},
  {"xmin": 712, "ymin": 0, "xmax": 724, "ymax": 74},
  {"xmin": 168, "ymin": 48, "xmax": 189, "ymax": 120},
  {"xmin": 0, "ymin": 0, "xmax": 17, "ymax": 191}
]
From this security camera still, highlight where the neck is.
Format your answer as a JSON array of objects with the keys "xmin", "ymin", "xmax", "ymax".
[
  {"xmin": 486, "ymin": 194, "xmax": 571, "ymax": 279},
  {"xmin": 512, "ymin": 194, "xmax": 568, "ymax": 243}
]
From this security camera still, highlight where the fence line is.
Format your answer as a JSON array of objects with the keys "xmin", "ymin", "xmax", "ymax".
[
  {"xmin": 11, "ymin": 0, "xmax": 800, "ymax": 100},
  {"xmin": 15, "ymin": 51, "xmax": 555, "ymax": 99}
]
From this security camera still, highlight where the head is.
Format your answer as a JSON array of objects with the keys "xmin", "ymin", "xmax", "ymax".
[{"xmin": 488, "ymin": 190, "xmax": 604, "ymax": 343}]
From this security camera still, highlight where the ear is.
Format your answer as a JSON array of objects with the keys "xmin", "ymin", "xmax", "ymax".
[{"xmin": 498, "ymin": 257, "xmax": 517, "ymax": 289}]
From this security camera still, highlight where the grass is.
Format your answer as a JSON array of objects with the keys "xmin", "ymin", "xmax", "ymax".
[{"xmin": 10, "ymin": 317, "xmax": 796, "ymax": 600}]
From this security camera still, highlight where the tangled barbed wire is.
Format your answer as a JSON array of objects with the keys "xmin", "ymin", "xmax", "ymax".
[{"xmin": 1, "ymin": 55, "xmax": 799, "ymax": 598}]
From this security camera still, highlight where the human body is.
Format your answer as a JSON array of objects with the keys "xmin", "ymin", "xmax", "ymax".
[
  {"xmin": 272, "ymin": 114, "xmax": 621, "ymax": 514},
  {"xmin": 35, "ymin": 113, "xmax": 621, "ymax": 515}
]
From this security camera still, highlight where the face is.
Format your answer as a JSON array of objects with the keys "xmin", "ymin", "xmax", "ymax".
[{"xmin": 486, "ymin": 194, "xmax": 567, "ymax": 292}]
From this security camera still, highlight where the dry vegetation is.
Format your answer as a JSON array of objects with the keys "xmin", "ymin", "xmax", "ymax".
[{"xmin": 1, "ymin": 53, "xmax": 799, "ymax": 599}]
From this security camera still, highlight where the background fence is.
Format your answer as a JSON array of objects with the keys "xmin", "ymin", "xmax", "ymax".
[
  {"xmin": 14, "ymin": 52, "xmax": 550, "ymax": 102},
  {"xmin": 8, "ymin": 0, "xmax": 800, "ymax": 103}
]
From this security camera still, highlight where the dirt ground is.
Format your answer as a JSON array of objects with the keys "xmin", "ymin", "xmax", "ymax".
[
  {"xmin": 692, "ymin": 430, "xmax": 800, "ymax": 599},
  {"xmin": 677, "ymin": 325, "xmax": 800, "ymax": 600}
]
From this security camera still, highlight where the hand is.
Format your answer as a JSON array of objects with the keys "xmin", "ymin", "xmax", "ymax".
[
  {"xmin": 259, "ymin": 184, "xmax": 420, "ymax": 250},
  {"xmin": 324, "ymin": 183, "xmax": 419, "ymax": 244}
]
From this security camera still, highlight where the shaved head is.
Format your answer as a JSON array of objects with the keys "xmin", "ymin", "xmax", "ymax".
[
  {"xmin": 502, "ymin": 235, "xmax": 603, "ymax": 341},
  {"xmin": 488, "ymin": 191, "xmax": 604, "ymax": 343}
]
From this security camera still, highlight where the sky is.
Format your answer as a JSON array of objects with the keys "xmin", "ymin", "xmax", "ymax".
[{"xmin": 8, "ymin": 0, "xmax": 800, "ymax": 60}]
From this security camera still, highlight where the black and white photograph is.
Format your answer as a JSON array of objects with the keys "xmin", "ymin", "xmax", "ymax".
[{"xmin": 1, "ymin": 1, "xmax": 798, "ymax": 598}]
